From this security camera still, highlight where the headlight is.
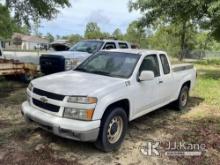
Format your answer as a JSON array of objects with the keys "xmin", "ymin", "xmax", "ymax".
[
  {"xmin": 63, "ymin": 108, "xmax": 94, "ymax": 120},
  {"xmin": 65, "ymin": 59, "xmax": 80, "ymax": 70},
  {"xmin": 67, "ymin": 96, "xmax": 97, "ymax": 104},
  {"xmin": 28, "ymin": 83, "xmax": 33, "ymax": 91}
]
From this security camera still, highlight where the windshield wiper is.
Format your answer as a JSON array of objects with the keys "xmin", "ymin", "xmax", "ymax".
[
  {"xmin": 75, "ymin": 68, "xmax": 88, "ymax": 72},
  {"xmin": 90, "ymin": 70, "xmax": 111, "ymax": 76}
]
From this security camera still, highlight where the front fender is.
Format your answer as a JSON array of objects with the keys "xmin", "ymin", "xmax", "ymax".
[{"xmin": 92, "ymin": 91, "xmax": 132, "ymax": 121}]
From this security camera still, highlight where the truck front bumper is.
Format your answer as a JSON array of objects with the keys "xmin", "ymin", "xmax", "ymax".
[{"xmin": 21, "ymin": 101, "xmax": 100, "ymax": 142}]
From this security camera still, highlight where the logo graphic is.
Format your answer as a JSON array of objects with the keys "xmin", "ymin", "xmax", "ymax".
[
  {"xmin": 140, "ymin": 141, "xmax": 160, "ymax": 156},
  {"xmin": 140, "ymin": 141, "xmax": 206, "ymax": 157},
  {"xmin": 40, "ymin": 96, "xmax": 48, "ymax": 103}
]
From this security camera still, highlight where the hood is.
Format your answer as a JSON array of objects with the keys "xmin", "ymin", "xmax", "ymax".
[
  {"xmin": 50, "ymin": 43, "xmax": 70, "ymax": 51},
  {"xmin": 42, "ymin": 51, "xmax": 91, "ymax": 59},
  {"xmin": 32, "ymin": 71, "xmax": 126, "ymax": 97}
]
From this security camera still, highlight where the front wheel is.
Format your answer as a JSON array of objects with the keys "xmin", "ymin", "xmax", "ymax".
[{"xmin": 95, "ymin": 107, "xmax": 128, "ymax": 152}]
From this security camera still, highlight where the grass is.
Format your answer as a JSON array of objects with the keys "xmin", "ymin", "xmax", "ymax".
[
  {"xmin": 192, "ymin": 63, "xmax": 220, "ymax": 107},
  {"xmin": 194, "ymin": 58, "xmax": 220, "ymax": 65}
]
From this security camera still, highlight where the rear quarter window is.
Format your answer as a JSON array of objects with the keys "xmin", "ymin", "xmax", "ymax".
[
  {"xmin": 103, "ymin": 42, "xmax": 116, "ymax": 50},
  {"xmin": 119, "ymin": 42, "xmax": 128, "ymax": 49},
  {"xmin": 160, "ymin": 54, "xmax": 170, "ymax": 74}
]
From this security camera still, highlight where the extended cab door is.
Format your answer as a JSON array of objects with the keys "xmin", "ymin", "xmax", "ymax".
[
  {"xmin": 157, "ymin": 54, "xmax": 175, "ymax": 103},
  {"xmin": 132, "ymin": 54, "xmax": 161, "ymax": 116}
]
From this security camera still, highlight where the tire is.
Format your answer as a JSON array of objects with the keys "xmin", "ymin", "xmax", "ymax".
[
  {"xmin": 175, "ymin": 85, "xmax": 189, "ymax": 110},
  {"xmin": 20, "ymin": 73, "xmax": 34, "ymax": 83},
  {"xmin": 95, "ymin": 107, "xmax": 128, "ymax": 152}
]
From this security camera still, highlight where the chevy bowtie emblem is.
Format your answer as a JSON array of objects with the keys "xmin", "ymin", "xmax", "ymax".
[{"xmin": 40, "ymin": 96, "xmax": 48, "ymax": 103}]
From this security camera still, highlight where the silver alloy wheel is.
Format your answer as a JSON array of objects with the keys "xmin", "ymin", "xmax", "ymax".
[
  {"xmin": 107, "ymin": 116, "xmax": 123, "ymax": 144},
  {"xmin": 180, "ymin": 90, "xmax": 188, "ymax": 107}
]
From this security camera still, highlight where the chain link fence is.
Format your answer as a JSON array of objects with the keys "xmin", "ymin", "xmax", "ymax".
[{"xmin": 186, "ymin": 50, "xmax": 220, "ymax": 59}]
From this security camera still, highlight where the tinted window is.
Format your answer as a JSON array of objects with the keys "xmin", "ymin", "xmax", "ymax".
[
  {"xmin": 76, "ymin": 52, "xmax": 140, "ymax": 78},
  {"xmin": 160, "ymin": 54, "xmax": 170, "ymax": 74},
  {"xmin": 69, "ymin": 41, "xmax": 104, "ymax": 53},
  {"xmin": 139, "ymin": 55, "xmax": 160, "ymax": 77},
  {"xmin": 103, "ymin": 42, "xmax": 116, "ymax": 50},
  {"xmin": 119, "ymin": 43, "xmax": 128, "ymax": 49}
]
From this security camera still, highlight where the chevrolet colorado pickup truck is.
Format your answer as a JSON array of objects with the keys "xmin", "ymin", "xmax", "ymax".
[
  {"xmin": 22, "ymin": 49, "xmax": 196, "ymax": 152},
  {"xmin": 40, "ymin": 40, "xmax": 131, "ymax": 75}
]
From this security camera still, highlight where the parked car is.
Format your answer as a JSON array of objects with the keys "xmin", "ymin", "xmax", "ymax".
[
  {"xmin": 34, "ymin": 44, "xmax": 48, "ymax": 50},
  {"xmin": 22, "ymin": 49, "xmax": 196, "ymax": 152},
  {"xmin": 40, "ymin": 40, "xmax": 131, "ymax": 75}
]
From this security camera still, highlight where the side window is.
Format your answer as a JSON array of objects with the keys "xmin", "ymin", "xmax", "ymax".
[
  {"xmin": 160, "ymin": 54, "xmax": 170, "ymax": 74},
  {"xmin": 103, "ymin": 42, "xmax": 116, "ymax": 50},
  {"xmin": 119, "ymin": 42, "xmax": 128, "ymax": 49},
  {"xmin": 139, "ymin": 55, "xmax": 160, "ymax": 77}
]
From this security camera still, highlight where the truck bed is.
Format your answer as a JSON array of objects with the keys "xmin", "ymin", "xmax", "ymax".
[{"xmin": 172, "ymin": 63, "xmax": 194, "ymax": 72}]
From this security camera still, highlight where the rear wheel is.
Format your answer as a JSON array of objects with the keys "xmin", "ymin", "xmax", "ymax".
[
  {"xmin": 95, "ymin": 107, "xmax": 128, "ymax": 152},
  {"xmin": 175, "ymin": 86, "xmax": 189, "ymax": 110}
]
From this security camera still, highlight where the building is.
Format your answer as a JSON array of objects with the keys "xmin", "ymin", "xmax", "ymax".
[{"xmin": 3, "ymin": 33, "xmax": 49, "ymax": 51}]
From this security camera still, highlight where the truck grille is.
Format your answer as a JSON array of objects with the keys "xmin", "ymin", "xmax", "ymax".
[
  {"xmin": 33, "ymin": 88, "xmax": 65, "ymax": 101},
  {"xmin": 40, "ymin": 55, "xmax": 65, "ymax": 75},
  {"xmin": 32, "ymin": 98, "xmax": 60, "ymax": 112}
]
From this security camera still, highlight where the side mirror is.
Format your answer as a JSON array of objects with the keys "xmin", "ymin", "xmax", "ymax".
[{"xmin": 139, "ymin": 71, "xmax": 154, "ymax": 81}]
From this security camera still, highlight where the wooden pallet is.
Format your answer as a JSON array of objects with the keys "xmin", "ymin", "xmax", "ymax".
[{"xmin": 0, "ymin": 59, "xmax": 38, "ymax": 77}]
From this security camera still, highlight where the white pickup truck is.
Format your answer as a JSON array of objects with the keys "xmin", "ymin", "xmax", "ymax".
[
  {"xmin": 40, "ymin": 40, "xmax": 131, "ymax": 75},
  {"xmin": 22, "ymin": 49, "xmax": 196, "ymax": 152}
]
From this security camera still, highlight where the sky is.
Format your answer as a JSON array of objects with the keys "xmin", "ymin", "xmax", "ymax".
[{"xmin": 39, "ymin": 0, "xmax": 141, "ymax": 36}]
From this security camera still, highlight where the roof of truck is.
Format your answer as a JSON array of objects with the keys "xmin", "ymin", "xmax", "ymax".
[
  {"xmin": 102, "ymin": 49, "xmax": 167, "ymax": 55},
  {"xmin": 84, "ymin": 39, "xmax": 130, "ymax": 43}
]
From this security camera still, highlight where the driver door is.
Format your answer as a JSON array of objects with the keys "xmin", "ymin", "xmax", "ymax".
[{"xmin": 132, "ymin": 54, "xmax": 161, "ymax": 116}]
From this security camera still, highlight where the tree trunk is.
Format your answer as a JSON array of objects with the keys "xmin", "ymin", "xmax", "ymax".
[
  {"xmin": 5, "ymin": 0, "xmax": 10, "ymax": 7},
  {"xmin": 179, "ymin": 21, "xmax": 187, "ymax": 61}
]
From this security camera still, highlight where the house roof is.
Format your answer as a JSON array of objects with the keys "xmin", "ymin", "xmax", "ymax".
[{"xmin": 12, "ymin": 33, "xmax": 49, "ymax": 44}]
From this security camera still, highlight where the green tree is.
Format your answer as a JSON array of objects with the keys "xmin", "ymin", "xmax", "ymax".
[
  {"xmin": 46, "ymin": 33, "xmax": 55, "ymax": 43},
  {"xmin": 112, "ymin": 28, "xmax": 124, "ymax": 40},
  {"xmin": 101, "ymin": 32, "xmax": 111, "ymax": 39},
  {"xmin": 124, "ymin": 21, "xmax": 146, "ymax": 47},
  {"xmin": 84, "ymin": 22, "xmax": 102, "ymax": 39},
  {"xmin": 0, "ymin": 4, "xmax": 14, "ymax": 39},
  {"xmin": 129, "ymin": 0, "xmax": 220, "ymax": 60},
  {"xmin": 5, "ymin": 0, "xmax": 71, "ymax": 26},
  {"xmin": 32, "ymin": 18, "xmax": 41, "ymax": 36},
  {"xmin": 19, "ymin": 25, "xmax": 31, "ymax": 35},
  {"xmin": 66, "ymin": 34, "xmax": 82, "ymax": 44}
]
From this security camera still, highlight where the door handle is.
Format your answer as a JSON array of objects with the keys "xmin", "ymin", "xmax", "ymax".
[{"xmin": 159, "ymin": 80, "xmax": 163, "ymax": 84}]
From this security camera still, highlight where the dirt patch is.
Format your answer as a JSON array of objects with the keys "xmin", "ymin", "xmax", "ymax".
[
  {"xmin": 0, "ymin": 120, "xmax": 13, "ymax": 129},
  {"xmin": 0, "ymin": 145, "xmax": 81, "ymax": 165},
  {"xmin": 0, "ymin": 67, "xmax": 220, "ymax": 165}
]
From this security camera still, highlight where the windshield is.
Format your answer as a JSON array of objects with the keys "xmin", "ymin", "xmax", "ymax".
[
  {"xmin": 69, "ymin": 41, "xmax": 104, "ymax": 53},
  {"xmin": 75, "ymin": 52, "xmax": 140, "ymax": 78}
]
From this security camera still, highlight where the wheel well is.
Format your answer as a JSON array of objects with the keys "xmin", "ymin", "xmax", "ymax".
[
  {"xmin": 182, "ymin": 81, "xmax": 191, "ymax": 89},
  {"xmin": 103, "ymin": 99, "xmax": 130, "ymax": 120}
]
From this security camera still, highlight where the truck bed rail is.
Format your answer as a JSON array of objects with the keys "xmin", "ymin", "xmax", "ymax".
[{"xmin": 172, "ymin": 64, "xmax": 194, "ymax": 72}]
